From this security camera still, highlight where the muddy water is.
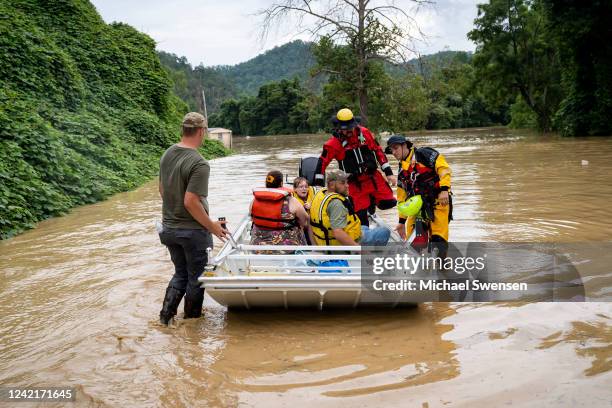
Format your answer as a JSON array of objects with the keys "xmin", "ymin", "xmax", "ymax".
[{"xmin": 0, "ymin": 128, "xmax": 610, "ymax": 407}]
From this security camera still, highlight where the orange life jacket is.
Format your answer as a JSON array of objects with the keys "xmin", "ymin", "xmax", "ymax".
[{"xmin": 251, "ymin": 188, "xmax": 298, "ymax": 230}]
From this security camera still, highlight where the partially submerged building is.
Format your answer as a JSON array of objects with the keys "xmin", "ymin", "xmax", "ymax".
[{"xmin": 208, "ymin": 127, "xmax": 232, "ymax": 149}]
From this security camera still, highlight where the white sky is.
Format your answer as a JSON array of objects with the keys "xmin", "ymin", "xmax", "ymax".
[{"xmin": 91, "ymin": 0, "xmax": 481, "ymax": 66}]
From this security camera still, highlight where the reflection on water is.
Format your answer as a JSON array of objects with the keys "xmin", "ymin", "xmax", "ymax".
[
  {"xmin": 0, "ymin": 128, "xmax": 611, "ymax": 406},
  {"xmin": 538, "ymin": 320, "xmax": 612, "ymax": 376},
  {"xmin": 212, "ymin": 306, "xmax": 457, "ymax": 397}
]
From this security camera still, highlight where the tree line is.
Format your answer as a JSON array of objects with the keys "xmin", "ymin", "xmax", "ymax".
[
  {"xmin": 165, "ymin": 0, "xmax": 610, "ymax": 137},
  {"xmin": 469, "ymin": 0, "xmax": 611, "ymax": 135},
  {"xmin": 208, "ymin": 51, "xmax": 506, "ymax": 135}
]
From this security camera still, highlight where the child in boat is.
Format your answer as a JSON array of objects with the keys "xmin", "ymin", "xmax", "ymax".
[
  {"xmin": 250, "ymin": 170, "xmax": 313, "ymax": 250},
  {"xmin": 292, "ymin": 177, "xmax": 316, "ymax": 211}
]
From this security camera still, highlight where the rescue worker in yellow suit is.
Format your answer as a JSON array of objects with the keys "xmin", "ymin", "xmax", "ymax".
[{"xmin": 385, "ymin": 135, "xmax": 452, "ymax": 257}]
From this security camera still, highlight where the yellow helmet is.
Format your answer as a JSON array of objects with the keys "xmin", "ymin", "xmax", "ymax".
[{"xmin": 336, "ymin": 108, "xmax": 354, "ymax": 121}]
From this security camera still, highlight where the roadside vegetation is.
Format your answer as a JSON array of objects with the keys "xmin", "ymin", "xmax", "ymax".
[{"xmin": 0, "ymin": 0, "xmax": 229, "ymax": 239}]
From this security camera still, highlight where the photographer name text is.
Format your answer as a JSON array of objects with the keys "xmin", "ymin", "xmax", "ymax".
[{"xmin": 372, "ymin": 279, "xmax": 528, "ymax": 292}]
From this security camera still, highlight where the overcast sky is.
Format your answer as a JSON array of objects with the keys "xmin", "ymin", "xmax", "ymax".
[{"xmin": 91, "ymin": 0, "xmax": 481, "ymax": 67}]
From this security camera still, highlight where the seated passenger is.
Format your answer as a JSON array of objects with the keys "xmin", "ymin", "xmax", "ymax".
[
  {"xmin": 250, "ymin": 170, "xmax": 313, "ymax": 247},
  {"xmin": 310, "ymin": 170, "xmax": 390, "ymax": 246},
  {"xmin": 292, "ymin": 177, "xmax": 316, "ymax": 210}
]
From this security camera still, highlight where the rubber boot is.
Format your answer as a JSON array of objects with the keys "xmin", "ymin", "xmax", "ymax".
[
  {"xmin": 159, "ymin": 286, "xmax": 184, "ymax": 325},
  {"xmin": 183, "ymin": 286, "xmax": 204, "ymax": 319},
  {"xmin": 411, "ymin": 219, "xmax": 429, "ymax": 253}
]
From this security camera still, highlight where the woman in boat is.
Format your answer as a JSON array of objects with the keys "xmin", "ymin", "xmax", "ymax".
[
  {"xmin": 250, "ymin": 170, "xmax": 312, "ymax": 249},
  {"xmin": 292, "ymin": 177, "xmax": 316, "ymax": 211}
]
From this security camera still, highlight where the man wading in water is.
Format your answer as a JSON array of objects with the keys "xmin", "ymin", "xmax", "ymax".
[{"xmin": 158, "ymin": 112, "xmax": 228, "ymax": 325}]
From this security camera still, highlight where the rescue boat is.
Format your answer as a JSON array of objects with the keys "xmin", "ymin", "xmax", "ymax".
[
  {"xmin": 198, "ymin": 156, "xmax": 431, "ymax": 309},
  {"xmin": 198, "ymin": 212, "xmax": 429, "ymax": 309}
]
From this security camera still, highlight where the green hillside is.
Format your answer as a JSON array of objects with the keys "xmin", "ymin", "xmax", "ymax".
[
  {"xmin": 159, "ymin": 41, "xmax": 470, "ymax": 115},
  {"xmin": 0, "ymin": 0, "xmax": 228, "ymax": 239},
  {"xmin": 216, "ymin": 40, "xmax": 322, "ymax": 96},
  {"xmin": 388, "ymin": 50, "xmax": 473, "ymax": 78}
]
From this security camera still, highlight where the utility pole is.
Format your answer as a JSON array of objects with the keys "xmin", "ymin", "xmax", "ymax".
[
  {"xmin": 197, "ymin": 67, "xmax": 208, "ymax": 123},
  {"xmin": 201, "ymin": 88, "xmax": 208, "ymax": 123}
]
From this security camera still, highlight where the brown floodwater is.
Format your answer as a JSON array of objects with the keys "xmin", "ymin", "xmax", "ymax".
[{"xmin": 0, "ymin": 128, "xmax": 611, "ymax": 407}]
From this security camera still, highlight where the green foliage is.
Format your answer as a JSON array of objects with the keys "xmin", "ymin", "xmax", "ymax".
[
  {"xmin": 158, "ymin": 41, "xmax": 324, "ymax": 117},
  {"xmin": 158, "ymin": 50, "xmax": 240, "ymax": 114},
  {"xmin": 209, "ymin": 99, "xmax": 242, "ymax": 134},
  {"xmin": 468, "ymin": 0, "xmax": 562, "ymax": 131},
  {"xmin": 425, "ymin": 57, "xmax": 509, "ymax": 129},
  {"xmin": 468, "ymin": 0, "xmax": 610, "ymax": 135},
  {"xmin": 509, "ymin": 96, "xmax": 538, "ymax": 129},
  {"xmin": 122, "ymin": 109, "xmax": 171, "ymax": 147},
  {"xmin": 0, "ymin": 4, "xmax": 85, "ymax": 109},
  {"xmin": 215, "ymin": 41, "xmax": 324, "ymax": 96},
  {"xmin": 199, "ymin": 139, "xmax": 232, "ymax": 160},
  {"xmin": 0, "ymin": 0, "xmax": 228, "ymax": 239},
  {"xmin": 162, "ymin": 38, "xmax": 506, "ymax": 134},
  {"xmin": 210, "ymin": 79, "xmax": 317, "ymax": 135},
  {"xmin": 543, "ymin": 0, "xmax": 612, "ymax": 136},
  {"xmin": 310, "ymin": 36, "xmax": 370, "ymax": 124},
  {"xmin": 312, "ymin": 41, "xmax": 506, "ymax": 132},
  {"xmin": 386, "ymin": 50, "xmax": 472, "ymax": 79},
  {"xmin": 164, "ymin": 2, "xmax": 611, "ymax": 138},
  {"xmin": 210, "ymin": 44, "xmax": 508, "ymax": 135}
]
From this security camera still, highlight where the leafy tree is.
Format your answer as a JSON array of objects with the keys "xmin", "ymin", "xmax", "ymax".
[
  {"xmin": 211, "ymin": 78, "xmax": 317, "ymax": 135},
  {"xmin": 158, "ymin": 51, "xmax": 239, "ymax": 114},
  {"xmin": 371, "ymin": 72, "xmax": 431, "ymax": 132},
  {"xmin": 542, "ymin": 0, "xmax": 612, "ymax": 136},
  {"xmin": 508, "ymin": 95, "xmax": 537, "ymax": 128},
  {"xmin": 209, "ymin": 99, "xmax": 242, "ymax": 133},
  {"xmin": 468, "ymin": 0, "xmax": 562, "ymax": 131},
  {"xmin": 259, "ymin": 0, "xmax": 428, "ymax": 124}
]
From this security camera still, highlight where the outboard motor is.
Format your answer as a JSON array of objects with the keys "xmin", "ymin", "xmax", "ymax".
[{"xmin": 299, "ymin": 156, "xmax": 320, "ymax": 186}]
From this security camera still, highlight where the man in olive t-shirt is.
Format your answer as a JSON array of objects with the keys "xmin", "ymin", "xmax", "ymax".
[
  {"xmin": 158, "ymin": 112, "xmax": 227, "ymax": 325},
  {"xmin": 160, "ymin": 145, "xmax": 211, "ymax": 229}
]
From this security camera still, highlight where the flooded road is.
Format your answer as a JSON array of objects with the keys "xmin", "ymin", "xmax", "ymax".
[{"xmin": 1, "ymin": 128, "xmax": 611, "ymax": 407}]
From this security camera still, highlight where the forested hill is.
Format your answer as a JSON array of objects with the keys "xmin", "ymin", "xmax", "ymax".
[
  {"xmin": 216, "ymin": 40, "xmax": 323, "ymax": 96},
  {"xmin": 158, "ymin": 41, "xmax": 323, "ymax": 113},
  {"xmin": 0, "ymin": 0, "xmax": 228, "ymax": 239},
  {"xmin": 159, "ymin": 40, "xmax": 469, "ymax": 114}
]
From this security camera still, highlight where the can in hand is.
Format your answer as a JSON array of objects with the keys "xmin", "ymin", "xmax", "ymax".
[{"xmin": 218, "ymin": 217, "xmax": 227, "ymax": 229}]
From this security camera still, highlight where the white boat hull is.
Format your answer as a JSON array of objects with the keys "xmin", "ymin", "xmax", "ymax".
[
  {"xmin": 199, "ymin": 214, "xmax": 423, "ymax": 309},
  {"xmin": 203, "ymin": 275, "xmax": 420, "ymax": 309}
]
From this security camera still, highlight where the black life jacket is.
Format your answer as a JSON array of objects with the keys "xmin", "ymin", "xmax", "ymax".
[
  {"xmin": 398, "ymin": 147, "xmax": 441, "ymax": 220},
  {"xmin": 337, "ymin": 129, "xmax": 378, "ymax": 176}
]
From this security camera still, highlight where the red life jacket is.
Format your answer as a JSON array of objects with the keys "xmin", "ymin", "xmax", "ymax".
[
  {"xmin": 251, "ymin": 188, "xmax": 298, "ymax": 230},
  {"xmin": 407, "ymin": 162, "xmax": 440, "ymax": 194}
]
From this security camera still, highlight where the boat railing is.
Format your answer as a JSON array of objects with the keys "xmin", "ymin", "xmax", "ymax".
[
  {"xmin": 221, "ymin": 250, "xmax": 362, "ymax": 275},
  {"xmin": 208, "ymin": 213, "xmax": 404, "ymax": 275},
  {"xmin": 236, "ymin": 245, "xmax": 364, "ymax": 252}
]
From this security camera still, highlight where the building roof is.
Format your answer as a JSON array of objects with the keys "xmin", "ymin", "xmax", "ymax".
[{"xmin": 208, "ymin": 127, "xmax": 232, "ymax": 133}]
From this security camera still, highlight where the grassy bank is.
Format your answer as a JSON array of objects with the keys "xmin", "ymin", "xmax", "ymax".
[{"xmin": 0, "ymin": 1, "xmax": 230, "ymax": 239}]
